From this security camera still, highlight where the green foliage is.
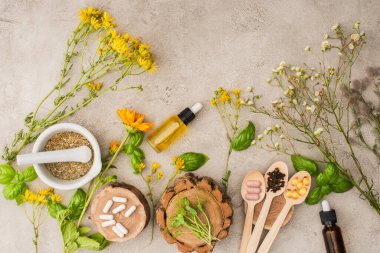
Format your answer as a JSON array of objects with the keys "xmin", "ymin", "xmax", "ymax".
[
  {"xmin": 0, "ymin": 164, "xmax": 16, "ymax": 184},
  {"xmin": 291, "ymin": 155, "xmax": 318, "ymax": 175},
  {"xmin": 178, "ymin": 152, "xmax": 209, "ymax": 171},
  {"xmin": 0, "ymin": 163, "xmax": 34, "ymax": 201},
  {"xmin": 231, "ymin": 121, "xmax": 255, "ymax": 151},
  {"xmin": 21, "ymin": 166, "xmax": 38, "ymax": 182},
  {"xmin": 68, "ymin": 189, "xmax": 87, "ymax": 220}
]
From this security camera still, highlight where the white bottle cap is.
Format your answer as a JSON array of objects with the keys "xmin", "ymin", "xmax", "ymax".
[
  {"xmin": 190, "ymin": 103, "xmax": 203, "ymax": 115},
  {"xmin": 321, "ymin": 200, "xmax": 331, "ymax": 212}
]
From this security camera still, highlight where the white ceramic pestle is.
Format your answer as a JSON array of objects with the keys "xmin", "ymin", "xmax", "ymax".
[{"xmin": 16, "ymin": 146, "xmax": 92, "ymax": 166}]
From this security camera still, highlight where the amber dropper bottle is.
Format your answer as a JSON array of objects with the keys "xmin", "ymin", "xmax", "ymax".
[
  {"xmin": 147, "ymin": 103, "xmax": 203, "ymax": 152},
  {"xmin": 320, "ymin": 200, "xmax": 346, "ymax": 253}
]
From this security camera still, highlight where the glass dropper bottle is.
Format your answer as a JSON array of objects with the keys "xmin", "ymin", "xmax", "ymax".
[{"xmin": 147, "ymin": 103, "xmax": 203, "ymax": 152}]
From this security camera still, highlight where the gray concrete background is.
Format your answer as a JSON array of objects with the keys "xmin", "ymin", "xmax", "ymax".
[{"xmin": 0, "ymin": 0, "xmax": 380, "ymax": 252}]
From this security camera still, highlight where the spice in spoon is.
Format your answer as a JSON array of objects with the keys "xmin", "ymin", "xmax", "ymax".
[
  {"xmin": 266, "ymin": 168, "xmax": 285, "ymax": 193},
  {"xmin": 44, "ymin": 131, "xmax": 93, "ymax": 180}
]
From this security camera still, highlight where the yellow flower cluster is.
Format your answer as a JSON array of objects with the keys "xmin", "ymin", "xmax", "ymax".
[
  {"xmin": 22, "ymin": 187, "xmax": 61, "ymax": 205},
  {"xmin": 86, "ymin": 82, "xmax": 102, "ymax": 91},
  {"xmin": 109, "ymin": 140, "xmax": 121, "ymax": 155},
  {"xmin": 79, "ymin": 6, "xmax": 157, "ymax": 74},
  {"xmin": 174, "ymin": 157, "xmax": 185, "ymax": 171},
  {"xmin": 210, "ymin": 87, "xmax": 244, "ymax": 107},
  {"xmin": 145, "ymin": 162, "xmax": 164, "ymax": 182}
]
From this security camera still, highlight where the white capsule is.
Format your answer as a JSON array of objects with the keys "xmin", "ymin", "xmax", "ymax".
[
  {"xmin": 124, "ymin": 205, "xmax": 137, "ymax": 217},
  {"xmin": 112, "ymin": 226, "xmax": 124, "ymax": 238},
  {"xmin": 99, "ymin": 214, "xmax": 113, "ymax": 220},
  {"xmin": 103, "ymin": 200, "xmax": 113, "ymax": 213},
  {"xmin": 112, "ymin": 196, "xmax": 127, "ymax": 203},
  {"xmin": 112, "ymin": 204, "xmax": 126, "ymax": 214},
  {"xmin": 116, "ymin": 222, "xmax": 128, "ymax": 234},
  {"xmin": 101, "ymin": 220, "xmax": 116, "ymax": 227}
]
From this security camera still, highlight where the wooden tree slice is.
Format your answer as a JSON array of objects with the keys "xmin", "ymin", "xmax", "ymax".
[
  {"xmin": 157, "ymin": 173, "xmax": 233, "ymax": 253},
  {"xmin": 91, "ymin": 182, "xmax": 151, "ymax": 242},
  {"xmin": 244, "ymin": 195, "xmax": 294, "ymax": 230}
]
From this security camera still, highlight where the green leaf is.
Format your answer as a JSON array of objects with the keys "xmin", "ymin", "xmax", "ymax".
[
  {"xmin": 291, "ymin": 154, "xmax": 318, "ymax": 175},
  {"xmin": 305, "ymin": 187, "xmax": 324, "ymax": 205},
  {"xmin": 129, "ymin": 132, "xmax": 144, "ymax": 147},
  {"xmin": 21, "ymin": 166, "xmax": 38, "ymax": 182},
  {"xmin": 178, "ymin": 152, "xmax": 209, "ymax": 172},
  {"xmin": 323, "ymin": 163, "xmax": 339, "ymax": 184},
  {"xmin": 78, "ymin": 226, "xmax": 92, "ymax": 235},
  {"xmin": 61, "ymin": 220, "xmax": 80, "ymax": 247},
  {"xmin": 68, "ymin": 189, "xmax": 87, "ymax": 220},
  {"xmin": 49, "ymin": 203, "xmax": 66, "ymax": 219},
  {"xmin": 14, "ymin": 173, "xmax": 25, "ymax": 183},
  {"xmin": 231, "ymin": 121, "xmax": 255, "ymax": 151},
  {"xmin": 56, "ymin": 209, "xmax": 73, "ymax": 224},
  {"xmin": 130, "ymin": 154, "xmax": 143, "ymax": 172},
  {"xmin": 331, "ymin": 176, "xmax": 353, "ymax": 193},
  {"xmin": 100, "ymin": 175, "xmax": 117, "ymax": 187},
  {"xmin": 88, "ymin": 233, "xmax": 110, "ymax": 250},
  {"xmin": 316, "ymin": 173, "xmax": 328, "ymax": 186},
  {"xmin": 132, "ymin": 147, "xmax": 145, "ymax": 160},
  {"xmin": 3, "ymin": 182, "xmax": 26, "ymax": 200},
  {"xmin": 76, "ymin": 236, "xmax": 101, "ymax": 250},
  {"xmin": 321, "ymin": 185, "xmax": 332, "ymax": 195},
  {"xmin": 123, "ymin": 143, "xmax": 135, "ymax": 155},
  {"xmin": 0, "ymin": 163, "xmax": 16, "ymax": 184}
]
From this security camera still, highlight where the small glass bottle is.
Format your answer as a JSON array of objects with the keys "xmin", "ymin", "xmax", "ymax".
[
  {"xmin": 147, "ymin": 103, "xmax": 203, "ymax": 152},
  {"xmin": 320, "ymin": 200, "xmax": 346, "ymax": 253}
]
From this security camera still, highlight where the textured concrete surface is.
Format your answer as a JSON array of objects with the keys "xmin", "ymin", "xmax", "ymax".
[{"xmin": 1, "ymin": 0, "xmax": 380, "ymax": 252}]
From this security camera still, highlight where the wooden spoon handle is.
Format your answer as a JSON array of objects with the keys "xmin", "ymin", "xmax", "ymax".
[
  {"xmin": 257, "ymin": 203, "xmax": 292, "ymax": 253},
  {"xmin": 246, "ymin": 196, "xmax": 273, "ymax": 253},
  {"xmin": 240, "ymin": 203, "xmax": 255, "ymax": 253}
]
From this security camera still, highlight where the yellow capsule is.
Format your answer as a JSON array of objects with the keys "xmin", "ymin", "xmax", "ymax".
[
  {"xmin": 302, "ymin": 177, "xmax": 310, "ymax": 186},
  {"xmin": 299, "ymin": 187, "xmax": 307, "ymax": 196},
  {"xmin": 291, "ymin": 177, "xmax": 299, "ymax": 186},
  {"xmin": 296, "ymin": 182, "xmax": 303, "ymax": 189},
  {"xmin": 292, "ymin": 191, "xmax": 299, "ymax": 199},
  {"xmin": 285, "ymin": 190, "xmax": 293, "ymax": 198}
]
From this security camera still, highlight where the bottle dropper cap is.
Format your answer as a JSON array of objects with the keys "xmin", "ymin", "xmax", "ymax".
[
  {"xmin": 320, "ymin": 200, "xmax": 337, "ymax": 226},
  {"xmin": 178, "ymin": 103, "xmax": 203, "ymax": 125}
]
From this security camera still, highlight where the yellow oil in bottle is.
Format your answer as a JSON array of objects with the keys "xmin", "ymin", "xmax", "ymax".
[{"xmin": 147, "ymin": 103, "xmax": 203, "ymax": 153}]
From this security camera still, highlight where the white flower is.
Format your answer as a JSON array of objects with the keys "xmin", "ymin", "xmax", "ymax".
[
  {"xmin": 311, "ymin": 76, "xmax": 315, "ymax": 81},
  {"xmin": 306, "ymin": 105, "xmax": 316, "ymax": 113},
  {"xmin": 258, "ymin": 134, "xmax": 264, "ymax": 141},
  {"xmin": 315, "ymin": 90, "xmax": 320, "ymax": 96},
  {"xmin": 279, "ymin": 61, "xmax": 286, "ymax": 66},
  {"xmin": 274, "ymin": 124, "xmax": 281, "ymax": 130},
  {"xmin": 338, "ymin": 52, "xmax": 343, "ymax": 57},
  {"xmin": 272, "ymin": 100, "xmax": 279, "ymax": 104},
  {"xmin": 291, "ymin": 66, "xmax": 296, "ymax": 71},
  {"xmin": 296, "ymin": 72, "xmax": 302, "ymax": 77},
  {"xmin": 321, "ymin": 40, "xmax": 330, "ymax": 51},
  {"xmin": 313, "ymin": 98, "xmax": 319, "ymax": 103},
  {"xmin": 292, "ymin": 99, "xmax": 298, "ymax": 105},
  {"xmin": 303, "ymin": 101, "xmax": 307, "ymax": 106},
  {"xmin": 313, "ymin": 128, "xmax": 324, "ymax": 136},
  {"xmin": 239, "ymin": 99, "xmax": 245, "ymax": 105},
  {"xmin": 324, "ymin": 34, "xmax": 329, "ymax": 39},
  {"xmin": 288, "ymin": 85, "xmax": 294, "ymax": 90},
  {"xmin": 247, "ymin": 100, "xmax": 253, "ymax": 106},
  {"xmin": 304, "ymin": 46, "xmax": 311, "ymax": 52},
  {"xmin": 315, "ymin": 73, "xmax": 320, "ymax": 78},
  {"xmin": 331, "ymin": 24, "xmax": 339, "ymax": 31},
  {"xmin": 280, "ymin": 134, "xmax": 285, "ymax": 140},
  {"xmin": 279, "ymin": 103, "xmax": 285, "ymax": 109},
  {"xmin": 351, "ymin": 33, "xmax": 360, "ymax": 42},
  {"xmin": 353, "ymin": 21, "xmax": 360, "ymax": 29},
  {"xmin": 266, "ymin": 78, "xmax": 272, "ymax": 84},
  {"xmin": 251, "ymin": 140, "xmax": 256, "ymax": 145},
  {"xmin": 348, "ymin": 43, "xmax": 355, "ymax": 50},
  {"xmin": 247, "ymin": 86, "xmax": 253, "ymax": 92},
  {"xmin": 296, "ymin": 67, "xmax": 301, "ymax": 72}
]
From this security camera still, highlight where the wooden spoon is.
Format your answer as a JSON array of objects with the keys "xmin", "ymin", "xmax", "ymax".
[
  {"xmin": 257, "ymin": 171, "xmax": 311, "ymax": 253},
  {"xmin": 240, "ymin": 170, "xmax": 266, "ymax": 253},
  {"xmin": 246, "ymin": 161, "xmax": 289, "ymax": 253}
]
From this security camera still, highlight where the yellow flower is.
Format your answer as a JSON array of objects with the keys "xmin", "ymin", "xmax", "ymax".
[
  {"xmin": 175, "ymin": 157, "xmax": 185, "ymax": 170},
  {"xmin": 219, "ymin": 90, "xmax": 231, "ymax": 103},
  {"xmin": 38, "ymin": 187, "xmax": 53, "ymax": 197},
  {"xmin": 137, "ymin": 163, "xmax": 146, "ymax": 173},
  {"xmin": 146, "ymin": 175, "xmax": 152, "ymax": 183},
  {"xmin": 232, "ymin": 89, "xmax": 241, "ymax": 97},
  {"xmin": 117, "ymin": 108, "xmax": 154, "ymax": 132},
  {"xmin": 147, "ymin": 64, "xmax": 157, "ymax": 74},
  {"xmin": 90, "ymin": 16, "xmax": 101, "ymax": 30},
  {"xmin": 109, "ymin": 140, "xmax": 121, "ymax": 155},
  {"xmin": 152, "ymin": 162, "xmax": 161, "ymax": 173},
  {"xmin": 22, "ymin": 189, "xmax": 34, "ymax": 203},
  {"xmin": 36, "ymin": 194, "xmax": 47, "ymax": 205},
  {"xmin": 79, "ymin": 6, "xmax": 101, "ymax": 24},
  {"xmin": 86, "ymin": 82, "xmax": 102, "ymax": 91},
  {"xmin": 102, "ymin": 12, "xmax": 113, "ymax": 28},
  {"xmin": 209, "ymin": 98, "xmax": 217, "ymax": 106},
  {"xmin": 98, "ymin": 47, "xmax": 105, "ymax": 55},
  {"xmin": 50, "ymin": 193, "xmax": 62, "ymax": 203},
  {"xmin": 157, "ymin": 170, "xmax": 164, "ymax": 179}
]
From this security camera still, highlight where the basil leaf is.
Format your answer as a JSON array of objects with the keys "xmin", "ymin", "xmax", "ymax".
[
  {"xmin": 76, "ymin": 236, "xmax": 101, "ymax": 250},
  {"xmin": 132, "ymin": 147, "xmax": 145, "ymax": 160},
  {"xmin": 179, "ymin": 152, "xmax": 209, "ymax": 171},
  {"xmin": 14, "ymin": 173, "xmax": 25, "ymax": 183},
  {"xmin": 291, "ymin": 154, "xmax": 318, "ymax": 175},
  {"xmin": 316, "ymin": 173, "xmax": 327, "ymax": 186},
  {"xmin": 21, "ymin": 166, "xmax": 38, "ymax": 182},
  {"xmin": 123, "ymin": 143, "xmax": 135, "ymax": 155},
  {"xmin": 130, "ymin": 154, "xmax": 143, "ymax": 172},
  {"xmin": 78, "ymin": 226, "xmax": 91, "ymax": 235},
  {"xmin": 61, "ymin": 220, "xmax": 80, "ymax": 247},
  {"xmin": 323, "ymin": 163, "xmax": 339, "ymax": 184},
  {"xmin": 68, "ymin": 189, "xmax": 87, "ymax": 220},
  {"xmin": 56, "ymin": 209, "xmax": 73, "ymax": 224},
  {"xmin": 49, "ymin": 203, "xmax": 66, "ymax": 219},
  {"xmin": 321, "ymin": 185, "xmax": 332, "ymax": 195},
  {"xmin": 231, "ymin": 121, "xmax": 255, "ymax": 151},
  {"xmin": 129, "ymin": 132, "xmax": 144, "ymax": 147},
  {"xmin": 3, "ymin": 182, "xmax": 26, "ymax": 200},
  {"xmin": 100, "ymin": 175, "xmax": 117, "ymax": 187},
  {"xmin": 88, "ymin": 233, "xmax": 110, "ymax": 250},
  {"xmin": 331, "ymin": 176, "xmax": 353, "ymax": 193},
  {"xmin": 0, "ymin": 163, "xmax": 16, "ymax": 184},
  {"xmin": 305, "ymin": 187, "xmax": 324, "ymax": 205}
]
